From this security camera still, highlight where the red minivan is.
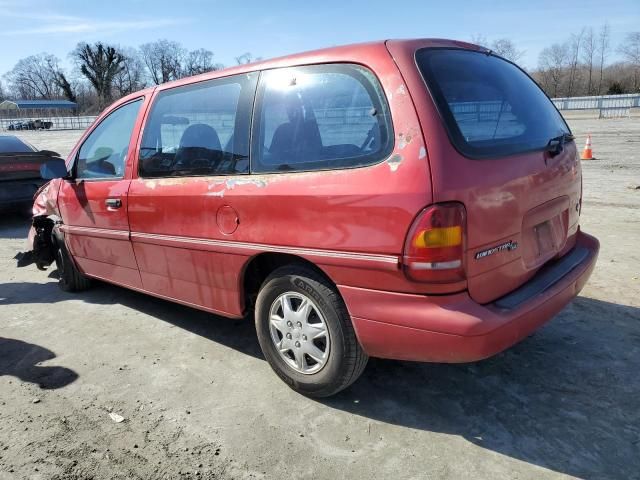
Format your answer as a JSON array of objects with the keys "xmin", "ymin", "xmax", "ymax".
[{"xmin": 26, "ymin": 39, "xmax": 599, "ymax": 397}]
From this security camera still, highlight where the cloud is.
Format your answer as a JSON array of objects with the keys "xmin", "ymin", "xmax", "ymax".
[
  {"xmin": 1, "ymin": 9, "xmax": 83, "ymax": 23},
  {"xmin": 0, "ymin": 8, "xmax": 192, "ymax": 36},
  {"xmin": 2, "ymin": 18, "xmax": 191, "ymax": 36}
]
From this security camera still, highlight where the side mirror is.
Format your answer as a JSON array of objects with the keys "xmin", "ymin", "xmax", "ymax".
[{"xmin": 40, "ymin": 158, "xmax": 69, "ymax": 180}]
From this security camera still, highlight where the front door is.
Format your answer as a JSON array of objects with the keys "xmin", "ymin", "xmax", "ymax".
[
  {"xmin": 58, "ymin": 98, "xmax": 145, "ymax": 289},
  {"xmin": 128, "ymin": 74, "xmax": 257, "ymax": 316}
]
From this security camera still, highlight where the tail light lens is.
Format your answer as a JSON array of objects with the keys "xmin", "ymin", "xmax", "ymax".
[{"xmin": 403, "ymin": 203, "xmax": 466, "ymax": 283}]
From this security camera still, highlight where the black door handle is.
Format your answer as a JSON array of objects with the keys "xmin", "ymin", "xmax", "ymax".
[{"xmin": 105, "ymin": 198, "xmax": 122, "ymax": 208}]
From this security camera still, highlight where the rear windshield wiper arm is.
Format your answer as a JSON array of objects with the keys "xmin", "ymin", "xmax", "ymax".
[{"xmin": 546, "ymin": 133, "xmax": 575, "ymax": 157}]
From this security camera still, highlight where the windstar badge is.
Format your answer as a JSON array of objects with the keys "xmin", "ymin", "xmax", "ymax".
[{"xmin": 475, "ymin": 241, "xmax": 518, "ymax": 260}]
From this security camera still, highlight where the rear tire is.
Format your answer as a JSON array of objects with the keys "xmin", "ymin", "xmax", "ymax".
[
  {"xmin": 55, "ymin": 244, "xmax": 91, "ymax": 292},
  {"xmin": 255, "ymin": 265, "xmax": 367, "ymax": 397}
]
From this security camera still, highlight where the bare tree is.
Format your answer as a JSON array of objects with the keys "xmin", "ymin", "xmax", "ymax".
[
  {"xmin": 538, "ymin": 43, "xmax": 569, "ymax": 97},
  {"xmin": 469, "ymin": 36, "xmax": 524, "ymax": 63},
  {"xmin": 53, "ymin": 70, "xmax": 77, "ymax": 103},
  {"xmin": 39, "ymin": 54, "xmax": 78, "ymax": 103},
  {"xmin": 73, "ymin": 42, "xmax": 125, "ymax": 108},
  {"xmin": 4, "ymin": 53, "xmax": 62, "ymax": 99},
  {"xmin": 0, "ymin": 80, "xmax": 5, "ymax": 101},
  {"xmin": 113, "ymin": 48, "xmax": 146, "ymax": 96},
  {"xmin": 490, "ymin": 39, "xmax": 525, "ymax": 63},
  {"xmin": 567, "ymin": 29, "xmax": 585, "ymax": 96},
  {"xmin": 581, "ymin": 27, "xmax": 597, "ymax": 94},
  {"xmin": 618, "ymin": 32, "xmax": 640, "ymax": 92},
  {"xmin": 69, "ymin": 80, "xmax": 97, "ymax": 114},
  {"xmin": 140, "ymin": 40, "xmax": 185, "ymax": 85},
  {"xmin": 235, "ymin": 52, "xmax": 262, "ymax": 65},
  {"xmin": 184, "ymin": 48, "xmax": 223, "ymax": 76},
  {"xmin": 530, "ymin": 24, "xmax": 640, "ymax": 97},
  {"xmin": 470, "ymin": 34, "xmax": 488, "ymax": 47},
  {"xmin": 597, "ymin": 23, "xmax": 611, "ymax": 94}
]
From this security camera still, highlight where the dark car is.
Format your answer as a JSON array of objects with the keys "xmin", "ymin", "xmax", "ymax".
[
  {"xmin": 0, "ymin": 135, "xmax": 59, "ymax": 211},
  {"xmin": 7, "ymin": 121, "xmax": 27, "ymax": 131},
  {"xmin": 7, "ymin": 119, "xmax": 53, "ymax": 131}
]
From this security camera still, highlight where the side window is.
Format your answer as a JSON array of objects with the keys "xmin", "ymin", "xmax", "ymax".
[
  {"xmin": 253, "ymin": 64, "xmax": 393, "ymax": 173},
  {"xmin": 139, "ymin": 73, "xmax": 257, "ymax": 177},
  {"xmin": 76, "ymin": 99, "xmax": 142, "ymax": 179}
]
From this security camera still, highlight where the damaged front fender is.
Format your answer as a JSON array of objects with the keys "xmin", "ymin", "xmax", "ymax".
[{"xmin": 15, "ymin": 179, "xmax": 63, "ymax": 270}]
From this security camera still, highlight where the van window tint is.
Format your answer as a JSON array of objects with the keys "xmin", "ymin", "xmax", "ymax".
[
  {"xmin": 76, "ymin": 99, "xmax": 142, "ymax": 180},
  {"xmin": 253, "ymin": 64, "xmax": 392, "ymax": 173},
  {"xmin": 416, "ymin": 48, "xmax": 570, "ymax": 159},
  {"xmin": 139, "ymin": 74, "xmax": 257, "ymax": 177}
]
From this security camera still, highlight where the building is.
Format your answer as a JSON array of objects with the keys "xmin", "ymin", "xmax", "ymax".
[{"xmin": 0, "ymin": 99, "xmax": 78, "ymax": 119}]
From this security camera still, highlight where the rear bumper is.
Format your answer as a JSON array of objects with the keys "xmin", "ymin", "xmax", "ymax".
[
  {"xmin": 0, "ymin": 179, "xmax": 45, "ymax": 208},
  {"xmin": 340, "ymin": 230, "xmax": 599, "ymax": 363}
]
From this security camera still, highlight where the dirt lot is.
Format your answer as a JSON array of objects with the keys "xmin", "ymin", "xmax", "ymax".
[{"xmin": 1, "ymin": 119, "xmax": 639, "ymax": 480}]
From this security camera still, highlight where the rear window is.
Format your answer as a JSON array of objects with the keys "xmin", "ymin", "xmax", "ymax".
[
  {"xmin": 252, "ymin": 64, "xmax": 393, "ymax": 173},
  {"xmin": 416, "ymin": 48, "xmax": 569, "ymax": 159},
  {"xmin": 0, "ymin": 136, "xmax": 34, "ymax": 153}
]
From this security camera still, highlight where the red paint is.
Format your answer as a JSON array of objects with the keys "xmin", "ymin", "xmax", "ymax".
[
  {"xmin": 216, "ymin": 206, "xmax": 240, "ymax": 235},
  {"xmin": 33, "ymin": 39, "xmax": 599, "ymax": 363}
]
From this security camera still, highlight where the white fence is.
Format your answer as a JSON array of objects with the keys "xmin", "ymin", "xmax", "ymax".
[
  {"xmin": 1, "ymin": 94, "xmax": 638, "ymax": 131},
  {"xmin": 551, "ymin": 94, "xmax": 640, "ymax": 118},
  {"xmin": 0, "ymin": 115, "xmax": 96, "ymax": 131},
  {"xmin": 448, "ymin": 95, "xmax": 640, "ymax": 119}
]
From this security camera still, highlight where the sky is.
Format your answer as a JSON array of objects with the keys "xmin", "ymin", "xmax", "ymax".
[{"xmin": 0, "ymin": 0, "xmax": 638, "ymax": 78}]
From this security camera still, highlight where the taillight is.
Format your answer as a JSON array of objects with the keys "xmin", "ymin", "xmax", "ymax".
[{"xmin": 402, "ymin": 203, "xmax": 466, "ymax": 283}]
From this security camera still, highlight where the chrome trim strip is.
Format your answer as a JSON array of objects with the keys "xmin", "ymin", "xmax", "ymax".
[
  {"xmin": 60, "ymin": 225, "xmax": 129, "ymax": 239},
  {"xmin": 61, "ymin": 225, "xmax": 400, "ymax": 269},
  {"xmin": 131, "ymin": 231, "xmax": 399, "ymax": 267}
]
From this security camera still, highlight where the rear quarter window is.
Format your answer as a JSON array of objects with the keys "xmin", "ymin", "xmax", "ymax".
[
  {"xmin": 252, "ymin": 63, "xmax": 393, "ymax": 173},
  {"xmin": 416, "ymin": 48, "xmax": 570, "ymax": 159}
]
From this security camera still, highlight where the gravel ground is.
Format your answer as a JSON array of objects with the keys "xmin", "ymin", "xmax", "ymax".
[{"xmin": 1, "ymin": 119, "xmax": 639, "ymax": 480}]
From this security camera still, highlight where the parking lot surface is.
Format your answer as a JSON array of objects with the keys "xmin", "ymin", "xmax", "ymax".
[{"xmin": 1, "ymin": 119, "xmax": 639, "ymax": 479}]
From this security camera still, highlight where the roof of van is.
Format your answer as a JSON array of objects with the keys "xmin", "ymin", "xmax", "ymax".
[
  {"xmin": 155, "ymin": 38, "xmax": 485, "ymax": 91},
  {"xmin": 106, "ymin": 38, "xmax": 486, "ymax": 110}
]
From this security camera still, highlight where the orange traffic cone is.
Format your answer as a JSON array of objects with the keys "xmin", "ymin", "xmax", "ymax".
[{"xmin": 580, "ymin": 134, "xmax": 594, "ymax": 160}]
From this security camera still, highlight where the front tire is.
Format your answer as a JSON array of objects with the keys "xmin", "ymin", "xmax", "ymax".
[
  {"xmin": 55, "ymin": 244, "xmax": 91, "ymax": 292},
  {"xmin": 255, "ymin": 265, "xmax": 367, "ymax": 397}
]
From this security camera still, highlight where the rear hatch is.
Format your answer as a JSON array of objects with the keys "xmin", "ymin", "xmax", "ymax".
[
  {"xmin": 0, "ymin": 136, "xmax": 49, "ymax": 182},
  {"xmin": 414, "ymin": 47, "xmax": 582, "ymax": 304}
]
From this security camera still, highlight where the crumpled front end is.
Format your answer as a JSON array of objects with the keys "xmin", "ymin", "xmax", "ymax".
[{"xmin": 15, "ymin": 179, "xmax": 63, "ymax": 270}]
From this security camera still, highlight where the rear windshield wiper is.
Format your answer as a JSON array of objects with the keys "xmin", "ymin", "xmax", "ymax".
[{"xmin": 546, "ymin": 133, "xmax": 574, "ymax": 157}]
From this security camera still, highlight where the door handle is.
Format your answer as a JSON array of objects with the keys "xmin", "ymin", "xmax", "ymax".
[{"xmin": 105, "ymin": 198, "xmax": 122, "ymax": 209}]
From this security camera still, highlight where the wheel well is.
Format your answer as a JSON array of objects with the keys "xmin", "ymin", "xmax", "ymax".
[{"xmin": 242, "ymin": 253, "xmax": 332, "ymax": 315}]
